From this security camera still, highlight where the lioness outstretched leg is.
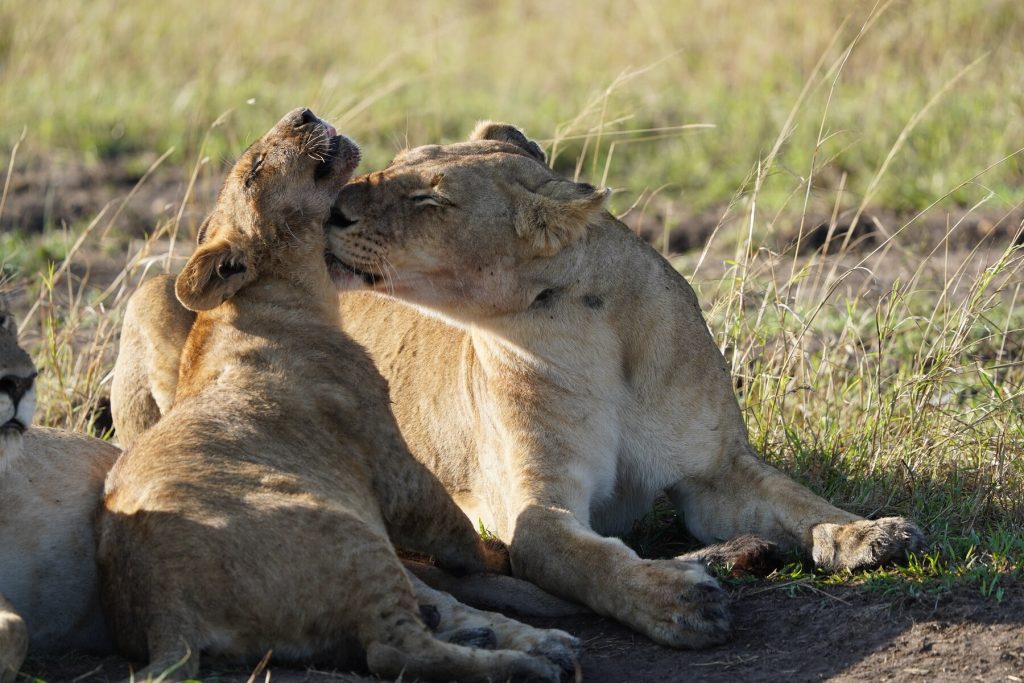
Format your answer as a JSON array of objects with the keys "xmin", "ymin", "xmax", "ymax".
[
  {"xmin": 0, "ymin": 595, "xmax": 27, "ymax": 683},
  {"xmin": 510, "ymin": 504, "xmax": 731, "ymax": 649},
  {"xmin": 667, "ymin": 443, "xmax": 925, "ymax": 572}
]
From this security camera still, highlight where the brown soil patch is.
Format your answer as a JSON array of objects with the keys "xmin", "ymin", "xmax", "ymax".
[
  {"xmin": 24, "ymin": 581, "xmax": 1024, "ymax": 682},
  {"xmin": 5, "ymin": 156, "xmax": 1022, "ymax": 258}
]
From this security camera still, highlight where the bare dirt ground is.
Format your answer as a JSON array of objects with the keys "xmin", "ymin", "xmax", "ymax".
[
  {"xmin": 4, "ymin": 153, "xmax": 1022, "ymax": 254},
  {"xmin": 24, "ymin": 580, "xmax": 1024, "ymax": 682}
]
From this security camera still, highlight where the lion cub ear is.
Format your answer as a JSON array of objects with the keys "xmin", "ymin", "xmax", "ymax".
[
  {"xmin": 175, "ymin": 236, "xmax": 256, "ymax": 312},
  {"xmin": 470, "ymin": 121, "xmax": 547, "ymax": 164},
  {"xmin": 515, "ymin": 180, "xmax": 609, "ymax": 257}
]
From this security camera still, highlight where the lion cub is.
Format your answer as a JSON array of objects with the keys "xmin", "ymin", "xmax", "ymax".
[
  {"xmin": 0, "ymin": 300, "xmax": 119, "ymax": 682},
  {"xmin": 97, "ymin": 109, "xmax": 574, "ymax": 682}
]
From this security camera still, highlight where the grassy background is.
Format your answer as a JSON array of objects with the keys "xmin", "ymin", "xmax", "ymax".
[
  {"xmin": 2, "ymin": 0, "xmax": 1023, "ymax": 216},
  {"xmin": 2, "ymin": 0, "xmax": 1023, "ymax": 598}
]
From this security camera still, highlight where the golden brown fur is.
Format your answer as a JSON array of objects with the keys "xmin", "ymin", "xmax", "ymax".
[
  {"xmin": 0, "ymin": 301, "xmax": 119, "ymax": 683},
  {"xmin": 323, "ymin": 122, "xmax": 925, "ymax": 648},
  {"xmin": 98, "ymin": 109, "xmax": 576, "ymax": 682},
  {"xmin": 109, "ymin": 121, "xmax": 925, "ymax": 651}
]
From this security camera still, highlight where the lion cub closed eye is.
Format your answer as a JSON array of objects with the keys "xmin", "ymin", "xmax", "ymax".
[{"xmin": 96, "ymin": 108, "xmax": 576, "ymax": 683}]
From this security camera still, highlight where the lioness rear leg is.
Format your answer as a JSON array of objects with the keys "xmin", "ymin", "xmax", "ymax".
[
  {"xmin": 668, "ymin": 444, "xmax": 925, "ymax": 572},
  {"xmin": 0, "ymin": 595, "xmax": 27, "ymax": 683},
  {"xmin": 374, "ymin": 442, "xmax": 510, "ymax": 575},
  {"xmin": 111, "ymin": 274, "xmax": 195, "ymax": 448}
]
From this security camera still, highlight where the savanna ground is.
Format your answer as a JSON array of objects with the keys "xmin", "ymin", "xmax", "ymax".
[{"xmin": 2, "ymin": 1, "xmax": 1023, "ymax": 680}]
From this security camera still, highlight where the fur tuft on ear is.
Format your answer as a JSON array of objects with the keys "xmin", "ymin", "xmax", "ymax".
[
  {"xmin": 470, "ymin": 121, "xmax": 547, "ymax": 164},
  {"xmin": 175, "ymin": 238, "xmax": 256, "ymax": 312},
  {"xmin": 514, "ymin": 180, "xmax": 609, "ymax": 257}
]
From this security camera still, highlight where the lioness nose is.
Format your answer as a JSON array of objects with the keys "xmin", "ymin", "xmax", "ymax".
[
  {"xmin": 296, "ymin": 108, "xmax": 318, "ymax": 127},
  {"xmin": 0, "ymin": 372, "xmax": 36, "ymax": 405}
]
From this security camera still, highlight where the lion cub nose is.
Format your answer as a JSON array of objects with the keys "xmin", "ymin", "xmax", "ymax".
[
  {"xmin": 295, "ymin": 108, "xmax": 318, "ymax": 127},
  {"xmin": 0, "ymin": 372, "xmax": 36, "ymax": 405}
]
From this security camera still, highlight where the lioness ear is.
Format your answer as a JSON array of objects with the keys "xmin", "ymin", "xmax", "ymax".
[
  {"xmin": 515, "ymin": 180, "xmax": 609, "ymax": 257},
  {"xmin": 175, "ymin": 237, "xmax": 256, "ymax": 312},
  {"xmin": 470, "ymin": 121, "xmax": 547, "ymax": 164}
]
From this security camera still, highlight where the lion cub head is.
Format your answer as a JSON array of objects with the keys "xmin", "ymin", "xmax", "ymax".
[
  {"xmin": 326, "ymin": 122, "xmax": 608, "ymax": 320},
  {"xmin": 176, "ymin": 108, "xmax": 360, "ymax": 312},
  {"xmin": 0, "ymin": 298, "xmax": 37, "ymax": 470}
]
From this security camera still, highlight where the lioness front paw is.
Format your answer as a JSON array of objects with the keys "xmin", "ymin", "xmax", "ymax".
[
  {"xmin": 614, "ymin": 559, "xmax": 732, "ymax": 649},
  {"xmin": 811, "ymin": 517, "xmax": 926, "ymax": 572}
]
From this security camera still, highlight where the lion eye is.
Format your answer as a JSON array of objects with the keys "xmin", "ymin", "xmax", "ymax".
[
  {"xmin": 245, "ymin": 155, "xmax": 264, "ymax": 188},
  {"xmin": 411, "ymin": 193, "xmax": 446, "ymax": 208}
]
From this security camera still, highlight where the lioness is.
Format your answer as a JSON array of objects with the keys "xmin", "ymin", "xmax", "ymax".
[
  {"xmin": 0, "ymin": 299, "xmax": 119, "ymax": 682},
  {"xmin": 323, "ymin": 123, "xmax": 926, "ymax": 647},
  {"xmin": 97, "ymin": 109, "xmax": 576, "ymax": 683}
]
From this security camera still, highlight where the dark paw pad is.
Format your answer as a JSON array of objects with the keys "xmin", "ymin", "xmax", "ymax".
[{"xmin": 418, "ymin": 604, "xmax": 440, "ymax": 631}]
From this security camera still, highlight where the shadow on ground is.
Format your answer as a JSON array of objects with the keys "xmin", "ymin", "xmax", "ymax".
[{"xmin": 25, "ymin": 580, "xmax": 1024, "ymax": 682}]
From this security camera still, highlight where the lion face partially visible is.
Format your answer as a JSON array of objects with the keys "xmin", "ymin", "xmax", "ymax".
[
  {"xmin": 176, "ymin": 108, "xmax": 361, "ymax": 312},
  {"xmin": 326, "ymin": 122, "xmax": 607, "ymax": 322},
  {"xmin": 0, "ymin": 303, "xmax": 37, "ymax": 471}
]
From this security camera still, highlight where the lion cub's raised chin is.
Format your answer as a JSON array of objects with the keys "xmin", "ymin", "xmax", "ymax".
[{"xmin": 97, "ymin": 108, "xmax": 575, "ymax": 683}]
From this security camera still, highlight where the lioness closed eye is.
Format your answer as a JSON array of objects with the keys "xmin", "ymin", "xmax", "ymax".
[
  {"xmin": 97, "ymin": 109, "xmax": 577, "ymax": 683},
  {"xmin": 324, "ymin": 122, "xmax": 926, "ymax": 648}
]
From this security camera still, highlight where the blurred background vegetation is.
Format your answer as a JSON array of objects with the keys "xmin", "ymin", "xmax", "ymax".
[{"xmin": 1, "ymin": 0, "xmax": 1022, "ymax": 233}]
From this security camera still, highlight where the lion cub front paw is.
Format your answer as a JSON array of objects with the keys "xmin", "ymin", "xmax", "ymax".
[
  {"xmin": 615, "ymin": 559, "xmax": 732, "ymax": 649},
  {"xmin": 811, "ymin": 517, "xmax": 926, "ymax": 572},
  {"xmin": 0, "ymin": 611, "xmax": 28, "ymax": 683}
]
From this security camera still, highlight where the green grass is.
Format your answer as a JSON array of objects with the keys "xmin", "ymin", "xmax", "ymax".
[
  {"xmin": 2, "ymin": 0, "xmax": 1023, "ymax": 216},
  {"xmin": 2, "ymin": 0, "xmax": 1024, "ymax": 610}
]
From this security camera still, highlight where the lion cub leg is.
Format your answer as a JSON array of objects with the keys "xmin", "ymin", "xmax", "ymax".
[
  {"xmin": 0, "ymin": 595, "xmax": 27, "ymax": 683},
  {"xmin": 344, "ymin": 541, "xmax": 568, "ymax": 683},
  {"xmin": 407, "ymin": 571, "xmax": 580, "ymax": 676},
  {"xmin": 668, "ymin": 445, "xmax": 925, "ymax": 572}
]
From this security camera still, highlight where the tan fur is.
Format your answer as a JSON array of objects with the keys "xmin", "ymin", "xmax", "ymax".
[
  {"xmin": 0, "ymin": 302, "xmax": 120, "ymax": 683},
  {"xmin": 322, "ymin": 122, "xmax": 925, "ymax": 648},
  {"xmin": 111, "ymin": 275, "xmax": 194, "ymax": 448},
  {"xmin": 98, "ymin": 109, "xmax": 576, "ymax": 682},
  {"xmin": 109, "ymin": 122, "xmax": 924, "ymax": 650}
]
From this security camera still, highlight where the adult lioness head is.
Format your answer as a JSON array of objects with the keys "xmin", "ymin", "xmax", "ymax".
[
  {"xmin": 177, "ymin": 107, "xmax": 360, "ymax": 312},
  {"xmin": 0, "ymin": 299, "xmax": 36, "ymax": 470},
  {"xmin": 327, "ymin": 122, "xmax": 608, "ymax": 320}
]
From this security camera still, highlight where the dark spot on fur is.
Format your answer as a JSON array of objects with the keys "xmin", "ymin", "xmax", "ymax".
[
  {"xmin": 582, "ymin": 294, "xmax": 603, "ymax": 309},
  {"xmin": 531, "ymin": 288, "xmax": 558, "ymax": 309}
]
